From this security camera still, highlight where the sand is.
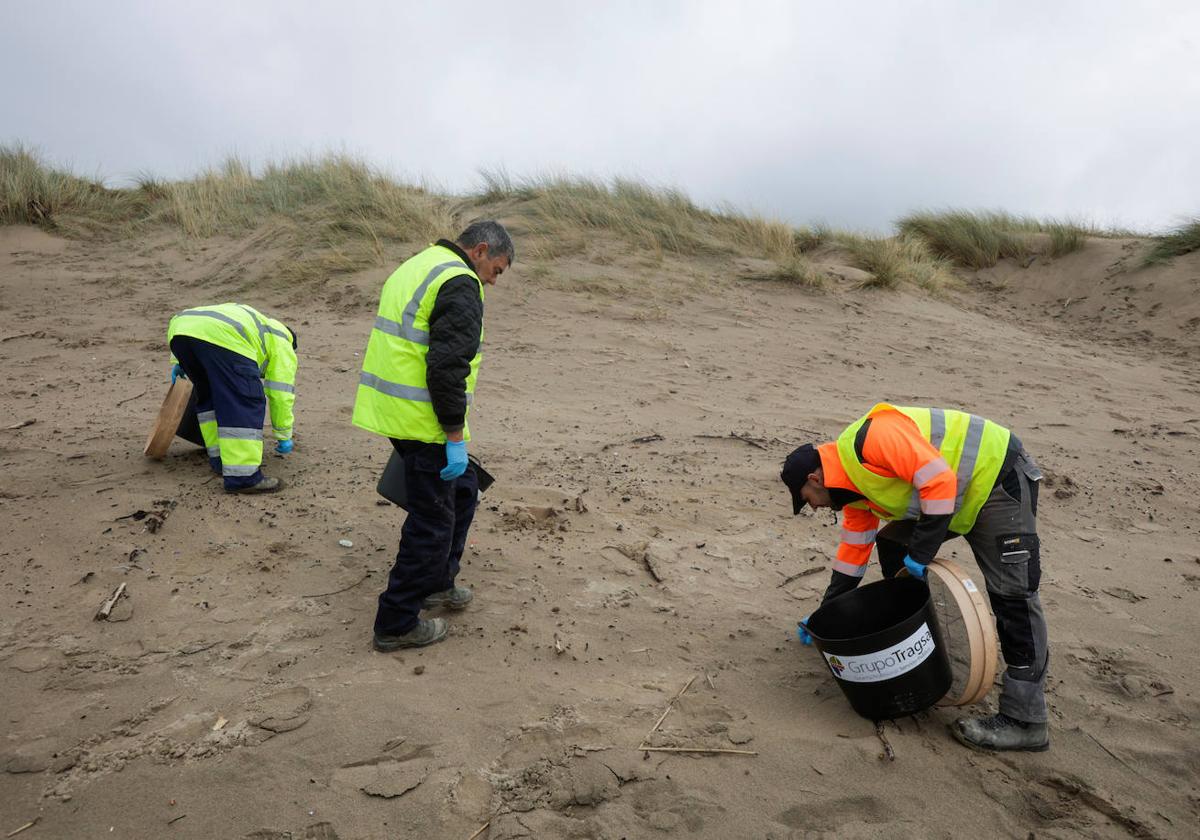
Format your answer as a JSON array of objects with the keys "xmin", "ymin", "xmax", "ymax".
[{"xmin": 1, "ymin": 224, "xmax": 1198, "ymax": 839}]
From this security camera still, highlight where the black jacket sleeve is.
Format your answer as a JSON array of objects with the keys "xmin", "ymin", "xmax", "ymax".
[
  {"xmin": 425, "ymin": 275, "xmax": 483, "ymax": 430},
  {"xmin": 821, "ymin": 570, "xmax": 861, "ymax": 604},
  {"xmin": 907, "ymin": 514, "xmax": 953, "ymax": 566}
]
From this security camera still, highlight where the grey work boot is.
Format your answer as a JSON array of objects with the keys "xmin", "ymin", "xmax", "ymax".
[
  {"xmin": 952, "ymin": 712, "xmax": 1049, "ymax": 752},
  {"xmin": 422, "ymin": 586, "xmax": 473, "ymax": 611},
  {"xmin": 373, "ymin": 618, "xmax": 449, "ymax": 651},
  {"xmin": 228, "ymin": 476, "xmax": 284, "ymax": 494}
]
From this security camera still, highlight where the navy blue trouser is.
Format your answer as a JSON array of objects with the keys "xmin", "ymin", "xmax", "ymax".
[
  {"xmin": 169, "ymin": 336, "xmax": 266, "ymax": 491},
  {"xmin": 374, "ymin": 440, "xmax": 479, "ymax": 636}
]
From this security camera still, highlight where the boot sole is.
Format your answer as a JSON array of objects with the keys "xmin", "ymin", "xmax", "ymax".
[
  {"xmin": 421, "ymin": 600, "xmax": 471, "ymax": 611},
  {"xmin": 950, "ymin": 724, "xmax": 1049, "ymax": 753}
]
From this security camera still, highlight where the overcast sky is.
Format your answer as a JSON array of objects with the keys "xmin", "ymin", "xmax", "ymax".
[{"xmin": 3, "ymin": 1, "xmax": 1197, "ymax": 232}]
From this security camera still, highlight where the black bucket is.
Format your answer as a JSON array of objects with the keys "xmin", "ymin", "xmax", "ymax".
[{"xmin": 803, "ymin": 576, "xmax": 952, "ymax": 720}]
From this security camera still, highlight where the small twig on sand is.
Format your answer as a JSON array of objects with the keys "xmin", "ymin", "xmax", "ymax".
[
  {"xmin": 601, "ymin": 433, "xmax": 663, "ymax": 451},
  {"xmin": 116, "ymin": 390, "xmax": 148, "ymax": 407},
  {"xmin": 778, "ymin": 564, "xmax": 826, "ymax": 586},
  {"xmin": 167, "ymin": 813, "xmax": 187, "ymax": 825},
  {"xmin": 5, "ymin": 419, "xmax": 35, "ymax": 430},
  {"xmin": 1082, "ymin": 729, "xmax": 1138, "ymax": 775},
  {"xmin": 639, "ymin": 676, "xmax": 697, "ymax": 747},
  {"xmin": 6, "ymin": 817, "xmax": 39, "ymax": 837},
  {"xmin": 303, "ymin": 571, "xmax": 370, "ymax": 599},
  {"xmin": 694, "ymin": 432, "xmax": 769, "ymax": 450},
  {"xmin": 0, "ymin": 331, "xmax": 44, "ymax": 343},
  {"xmin": 95, "ymin": 583, "xmax": 127, "ymax": 621},
  {"xmin": 875, "ymin": 721, "xmax": 896, "ymax": 761},
  {"xmin": 640, "ymin": 746, "xmax": 758, "ymax": 756},
  {"xmin": 467, "ymin": 819, "xmax": 491, "ymax": 840},
  {"xmin": 705, "ymin": 672, "xmax": 716, "ymax": 690}
]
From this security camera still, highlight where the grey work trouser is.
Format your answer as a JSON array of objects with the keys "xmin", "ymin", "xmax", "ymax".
[{"xmin": 876, "ymin": 450, "xmax": 1049, "ymax": 723}]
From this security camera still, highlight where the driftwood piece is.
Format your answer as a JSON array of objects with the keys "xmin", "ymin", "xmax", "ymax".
[
  {"xmin": 640, "ymin": 746, "xmax": 757, "ymax": 756},
  {"xmin": 875, "ymin": 721, "xmax": 895, "ymax": 761},
  {"xmin": 144, "ymin": 379, "xmax": 194, "ymax": 459},
  {"xmin": 95, "ymin": 583, "xmax": 127, "ymax": 621},
  {"xmin": 778, "ymin": 564, "xmax": 826, "ymax": 586},
  {"xmin": 638, "ymin": 675, "xmax": 696, "ymax": 749},
  {"xmin": 694, "ymin": 432, "xmax": 769, "ymax": 450}
]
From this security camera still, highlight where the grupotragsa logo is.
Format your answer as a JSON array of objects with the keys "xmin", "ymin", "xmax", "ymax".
[{"xmin": 827, "ymin": 655, "xmax": 845, "ymax": 676}]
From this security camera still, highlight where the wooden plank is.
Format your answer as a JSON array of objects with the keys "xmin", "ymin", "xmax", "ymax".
[{"xmin": 143, "ymin": 379, "xmax": 193, "ymax": 460}]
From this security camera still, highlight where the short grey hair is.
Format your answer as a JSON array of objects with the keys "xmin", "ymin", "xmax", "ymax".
[{"xmin": 457, "ymin": 220, "xmax": 515, "ymax": 265}]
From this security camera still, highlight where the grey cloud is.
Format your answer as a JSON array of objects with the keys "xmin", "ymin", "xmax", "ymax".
[{"xmin": 2, "ymin": 0, "xmax": 1197, "ymax": 232}]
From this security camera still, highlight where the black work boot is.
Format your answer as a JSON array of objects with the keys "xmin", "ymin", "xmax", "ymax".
[
  {"xmin": 952, "ymin": 712, "xmax": 1049, "ymax": 752},
  {"xmin": 229, "ymin": 476, "xmax": 284, "ymax": 494},
  {"xmin": 373, "ymin": 618, "xmax": 449, "ymax": 651},
  {"xmin": 422, "ymin": 586, "xmax": 473, "ymax": 611}
]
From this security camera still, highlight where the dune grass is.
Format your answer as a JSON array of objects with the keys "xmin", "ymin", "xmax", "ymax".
[
  {"xmin": 477, "ymin": 170, "xmax": 829, "ymax": 285},
  {"xmin": 833, "ymin": 233, "xmax": 956, "ymax": 290},
  {"xmin": 1143, "ymin": 219, "xmax": 1200, "ymax": 266},
  {"xmin": 896, "ymin": 210, "xmax": 1097, "ymax": 269},
  {"xmin": 0, "ymin": 144, "xmax": 142, "ymax": 234},
  {"xmin": 15, "ymin": 145, "xmax": 1179, "ymax": 294}
]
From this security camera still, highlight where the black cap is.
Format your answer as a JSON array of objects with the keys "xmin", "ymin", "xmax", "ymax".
[{"xmin": 780, "ymin": 443, "xmax": 821, "ymax": 514}]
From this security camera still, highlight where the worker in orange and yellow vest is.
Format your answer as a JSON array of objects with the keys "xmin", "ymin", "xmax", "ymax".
[{"xmin": 780, "ymin": 403, "xmax": 1048, "ymax": 752}]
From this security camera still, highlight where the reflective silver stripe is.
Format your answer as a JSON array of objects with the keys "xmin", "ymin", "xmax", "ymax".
[
  {"xmin": 197, "ymin": 410, "xmax": 217, "ymax": 425},
  {"xmin": 373, "ymin": 314, "xmax": 427, "ymax": 344},
  {"xmin": 218, "ymin": 426, "xmax": 264, "ymax": 441},
  {"xmin": 832, "ymin": 560, "xmax": 867, "ymax": 578},
  {"xmin": 360, "ymin": 371, "xmax": 431, "ymax": 402},
  {"xmin": 912, "ymin": 458, "xmax": 951, "ymax": 488},
  {"xmin": 906, "ymin": 490, "xmax": 921, "ymax": 520},
  {"xmin": 206, "ymin": 446, "xmax": 221, "ymax": 458},
  {"xmin": 179, "ymin": 309, "xmax": 249, "ymax": 340},
  {"xmin": 264, "ymin": 380, "xmax": 295, "ymax": 393},
  {"xmin": 359, "ymin": 371, "xmax": 474, "ymax": 406},
  {"xmin": 223, "ymin": 464, "xmax": 260, "ymax": 477},
  {"xmin": 237, "ymin": 306, "xmax": 272, "ymax": 374},
  {"xmin": 929, "ymin": 408, "xmax": 946, "ymax": 450},
  {"xmin": 840, "ymin": 528, "xmax": 877, "ymax": 545},
  {"xmin": 954, "ymin": 415, "xmax": 986, "ymax": 510},
  {"xmin": 921, "ymin": 497, "xmax": 955, "ymax": 515},
  {"xmin": 264, "ymin": 325, "xmax": 290, "ymax": 340},
  {"xmin": 386, "ymin": 261, "xmax": 469, "ymax": 346}
]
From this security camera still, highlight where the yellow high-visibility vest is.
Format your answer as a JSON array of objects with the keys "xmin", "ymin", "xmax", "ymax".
[
  {"xmin": 167, "ymin": 302, "xmax": 297, "ymax": 440},
  {"xmin": 836, "ymin": 403, "xmax": 1010, "ymax": 534},
  {"xmin": 352, "ymin": 244, "xmax": 483, "ymax": 443}
]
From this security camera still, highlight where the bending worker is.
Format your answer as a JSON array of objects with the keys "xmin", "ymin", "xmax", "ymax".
[
  {"xmin": 353, "ymin": 220, "xmax": 513, "ymax": 651},
  {"xmin": 168, "ymin": 302, "xmax": 297, "ymax": 494},
  {"xmin": 780, "ymin": 402, "xmax": 1049, "ymax": 752}
]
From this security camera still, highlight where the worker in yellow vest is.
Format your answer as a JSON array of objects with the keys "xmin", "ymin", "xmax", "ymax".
[
  {"xmin": 167, "ymin": 303, "xmax": 297, "ymax": 493},
  {"xmin": 781, "ymin": 404, "xmax": 1049, "ymax": 752},
  {"xmin": 353, "ymin": 221, "xmax": 513, "ymax": 650}
]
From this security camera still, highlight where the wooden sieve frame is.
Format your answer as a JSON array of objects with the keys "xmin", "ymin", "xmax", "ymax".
[
  {"xmin": 143, "ymin": 378, "xmax": 193, "ymax": 460},
  {"xmin": 928, "ymin": 556, "xmax": 999, "ymax": 707}
]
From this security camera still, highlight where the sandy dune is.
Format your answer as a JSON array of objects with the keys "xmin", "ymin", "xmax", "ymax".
[{"xmin": 1, "ymin": 224, "xmax": 1198, "ymax": 838}]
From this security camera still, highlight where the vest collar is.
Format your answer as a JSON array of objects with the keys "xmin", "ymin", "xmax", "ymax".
[
  {"xmin": 436, "ymin": 238, "xmax": 476, "ymax": 272},
  {"xmin": 817, "ymin": 442, "xmax": 869, "ymax": 511}
]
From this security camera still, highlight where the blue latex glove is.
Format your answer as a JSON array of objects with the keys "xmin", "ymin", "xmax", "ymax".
[
  {"xmin": 797, "ymin": 615, "xmax": 814, "ymax": 646},
  {"xmin": 170, "ymin": 363, "xmax": 186, "ymax": 384},
  {"xmin": 440, "ymin": 439, "xmax": 468, "ymax": 480},
  {"xmin": 903, "ymin": 555, "xmax": 927, "ymax": 579},
  {"xmin": 275, "ymin": 439, "xmax": 294, "ymax": 455}
]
